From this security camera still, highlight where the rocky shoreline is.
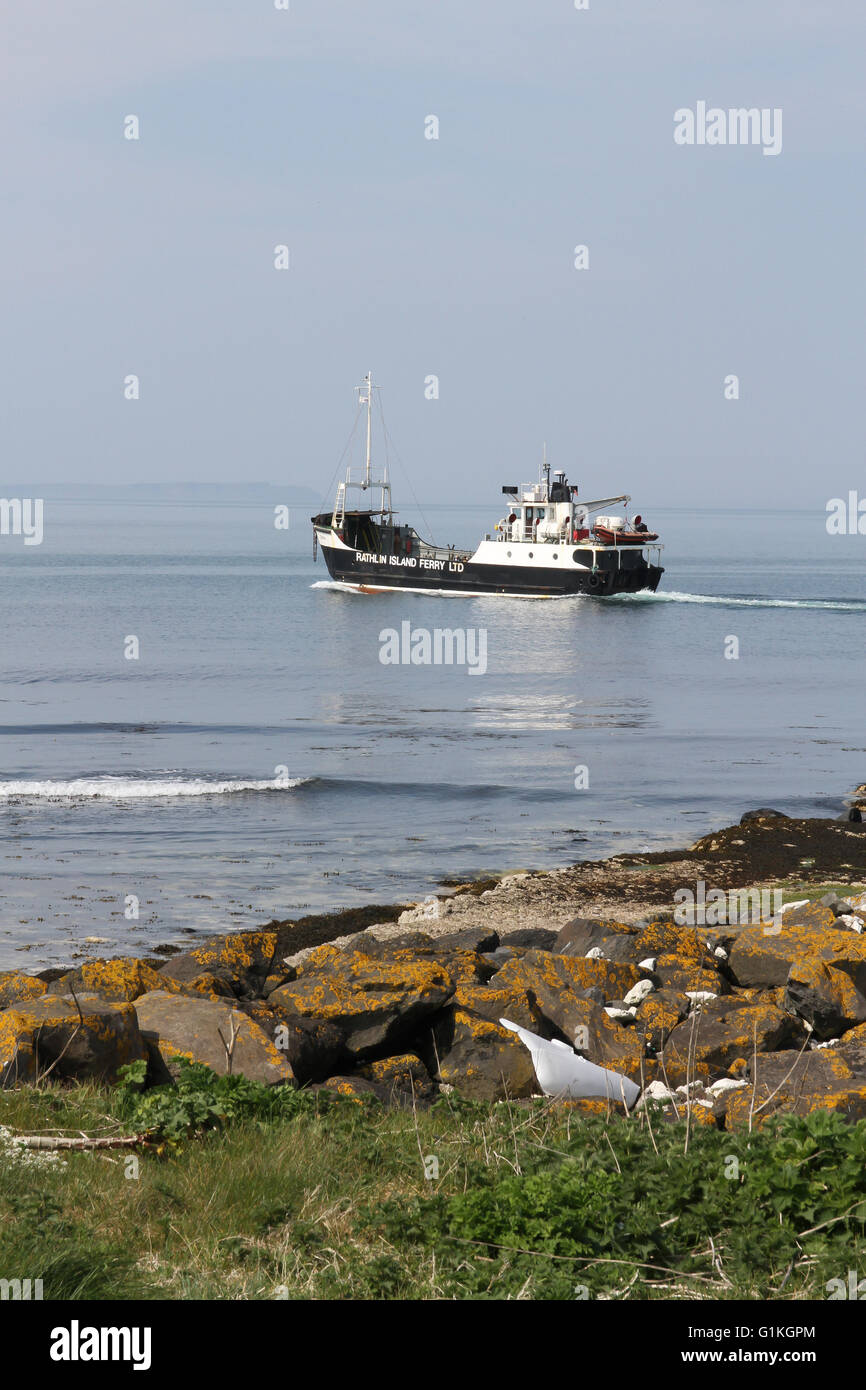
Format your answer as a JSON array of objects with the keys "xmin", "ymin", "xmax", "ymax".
[{"xmin": 2, "ymin": 803, "xmax": 866, "ymax": 1128}]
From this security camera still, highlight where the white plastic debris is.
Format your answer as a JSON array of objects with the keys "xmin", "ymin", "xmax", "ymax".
[
  {"xmin": 676, "ymin": 1080, "xmax": 705, "ymax": 1097},
  {"xmin": 585, "ymin": 946, "xmax": 605, "ymax": 960},
  {"xmin": 499, "ymin": 1018, "xmax": 640, "ymax": 1107},
  {"xmin": 604, "ymin": 1005, "xmax": 636, "ymax": 1021},
  {"xmin": 623, "ymin": 979, "xmax": 655, "ymax": 1007},
  {"xmin": 835, "ymin": 914, "xmax": 864, "ymax": 934},
  {"xmin": 780, "ymin": 899, "xmax": 809, "ymax": 914},
  {"xmin": 707, "ymin": 1078, "xmax": 748, "ymax": 1095},
  {"xmin": 685, "ymin": 991, "xmax": 718, "ymax": 1005},
  {"xmin": 638, "ymin": 957, "xmax": 657, "ymax": 971},
  {"xmin": 714, "ymin": 945, "xmax": 728, "ymax": 960},
  {"xmin": 641, "ymin": 1081, "xmax": 677, "ymax": 1104}
]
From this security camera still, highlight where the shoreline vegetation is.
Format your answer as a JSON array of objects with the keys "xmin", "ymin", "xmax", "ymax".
[{"xmin": 2, "ymin": 795, "xmax": 866, "ymax": 1300}]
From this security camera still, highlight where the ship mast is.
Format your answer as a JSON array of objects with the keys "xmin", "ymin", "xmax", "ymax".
[{"xmin": 361, "ymin": 371, "xmax": 373, "ymax": 490}]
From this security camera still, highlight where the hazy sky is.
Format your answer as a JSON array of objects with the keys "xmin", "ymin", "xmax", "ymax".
[{"xmin": 3, "ymin": 1, "xmax": 864, "ymax": 508}]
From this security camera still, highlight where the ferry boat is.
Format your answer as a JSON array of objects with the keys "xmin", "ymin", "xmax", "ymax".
[{"xmin": 311, "ymin": 374, "xmax": 664, "ymax": 598}]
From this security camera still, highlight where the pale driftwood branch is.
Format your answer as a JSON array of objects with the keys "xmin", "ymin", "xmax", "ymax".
[
  {"xmin": 217, "ymin": 1013, "xmax": 240, "ymax": 1076},
  {"xmin": 7, "ymin": 1131, "xmax": 152, "ymax": 1151}
]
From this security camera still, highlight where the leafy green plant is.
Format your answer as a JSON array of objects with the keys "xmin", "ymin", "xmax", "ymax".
[
  {"xmin": 358, "ymin": 1111, "xmax": 866, "ymax": 1299},
  {"xmin": 115, "ymin": 1059, "xmax": 332, "ymax": 1142}
]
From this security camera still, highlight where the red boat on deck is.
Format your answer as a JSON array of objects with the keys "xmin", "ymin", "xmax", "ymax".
[{"xmin": 593, "ymin": 518, "xmax": 659, "ymax": 547}]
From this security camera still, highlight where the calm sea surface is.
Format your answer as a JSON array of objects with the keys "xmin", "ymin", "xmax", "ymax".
[{"xmin": 1, "ymin": 500, "xmax": 864, "ymax": 968}]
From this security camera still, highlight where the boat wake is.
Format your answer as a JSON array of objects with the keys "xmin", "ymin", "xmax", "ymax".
[
  {"xmin": 311, "ymin": 580, "xmax": 481, "ymax": 598},
  {"xmin": 313, "ymin": 579, "xmax": 866, "ymax": 611},
  {"xmin": 611, "ymin": 590, "xmax": 866, "ymax": 612},
  {"xmin": 0, "ymin": 775, "xmax": 309, "ymax": 801}
]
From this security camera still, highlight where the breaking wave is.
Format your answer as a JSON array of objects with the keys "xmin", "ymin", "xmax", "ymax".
[{"xmin": 0, "ymin": 776, "xmax": 308, "ymax": 801}]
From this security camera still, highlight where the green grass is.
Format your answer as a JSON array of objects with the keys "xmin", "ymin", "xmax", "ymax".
[
  {"xmin": 777, "ymin": 882, "xmax": 865, "ymax": 903},
  {"xmin": 2, "ymin": 1064, "xmax": 866, "ymax": 1300}
]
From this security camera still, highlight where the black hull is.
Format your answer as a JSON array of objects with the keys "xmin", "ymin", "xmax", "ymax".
[{"xmin": 318, "ymin": 549, "xmax": 663, "ymax": 597}]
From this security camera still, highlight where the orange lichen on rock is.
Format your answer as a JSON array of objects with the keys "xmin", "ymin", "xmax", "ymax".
[
  {"xmin": 49, "ymin": 957, "xmax": 165, "ymax": 1003},
  {"xmin": 729, "ymin": 921, "xmax": 866, "ymax": 989},
  {"xmin": 2, "ymin": 993, "xmax": 147, "ymax": 1083},
  {"xmin": 633, "ymin": 921, "xmax": 710, "ymax": 964},
  {"xmin": 320, "ymin": 1075, "xmax": 384, "ymax": 1104},
  {"xmin": 635, "ymin": 990, "xmax": 689, "ymax": 1050},
  {"xmin": 491, "ymin": 948, "xmax": 644, "ymax": 1005},
  {"xmin": 157, "ymin": 930, "xmax": 280, "ymax": 995},
  {"xmin": 269, "ymin": 948, "xmax": 454, "ymax": 1058},
  {"xmin": 357, "ymin": 1052, "xmax": 436, "ymax": 1100},
  {"xmin": 658, "ymin": 1001, "xmax": 804, "ymax": 1087},
  {"xmin": 553, "ymin": 1096, "xmax": 630, "ymax": 1118},
  {"xmin": 652, "ymin": 955, "xmax": 726, "ymax": 995},
  {"xmin": 0, "ymin": 1008, "xmax": 40, "ymax": 1086},
  {"xmin": 0, "ymin": 971, "xmax": 48, "ymax": 1009},
  {"xmin": 133, "ymin": 990, "xmax": 294, "ymax": 1085},
  {"xmin": 726, "ymin": 1083, "xmax": 866, "ymax": 1129}
]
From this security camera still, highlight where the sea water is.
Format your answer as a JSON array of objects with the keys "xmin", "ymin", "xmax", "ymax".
[{"xmin": 0, "ymin": 500, "xmax": 864, "ymax": 967}]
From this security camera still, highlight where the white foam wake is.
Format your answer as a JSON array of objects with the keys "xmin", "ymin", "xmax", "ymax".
[
  {"xmin": 0, "ymin": 776, "xmax": 307, "ymax": 801},
  {"xmin": 310, "ymin": 580, "xmax": 476, "ymax": 598},
  {"xmin": 616, "ymin": 590, "xmax": 866, "ymax": 611}
]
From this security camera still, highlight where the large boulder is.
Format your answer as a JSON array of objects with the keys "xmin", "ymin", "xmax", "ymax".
[
  {"xmin": 749, "ymin": 1045, "xmax": 866, "ymax": 1098},
  {"xmin": 784, "ymin": 957, "xmax": 866, "ymax": 1039},
  {"xmin": 632, "ymin": 921, "xmax": 711, "ymax": 964},
  {"xmin": 726, "ymin": 1085, "xmax": 866, "ymax": 1128},
  {"xmin": 133, "ymin": 991, "xmax": 293, "ymax": 1085},
  {"xmin": 634, "ymin": 990, "xmax": 690, "ymax": 1051},
  {"xmin": 499, "ymin": 927, "xmax": 560, "ymax": 951},
  {"xmin": 659, "ymin": 1002, "xmax": 804, "ymax": 1086},
  {"xmin": 489, "ymin": 949, "xmax": 644, "ymax": 1006},
  {"xmin": 729, "ymin": 920, "xmax": 866, "ymax": 989},
  {"xmin": 0, "ymin": 971, "xmax": 48, "ymax": 1009},
  {"xmin": 725, "ymin": 1047, "xmax": 866, "ymax": 1126},
  {"xmin": 433, "ymin": 1008, "xmax": 538, "ymax": 1101},
  {"xmin": 47, "ymin": 957, "xmax": 166, "ymax": 1003},
  {"xmin": 652, "ymin": 954, "xmax": 728, "ymax": 995},
  {"xmin": 348, "ymin": 926, "xmax": 499, "ymax": 956},
  {"xmin": 341, "ymin": 936, "xmax": 494, "ymax": 986},
  {"xmin": 157, "ymin": 929, "xmax": 280, "ymax": 998},
  {"xmin": 238, "ymin": 1002, "xmax": 345, "ymax": 1083},
  {"xmin": 553, "ymin": 917, "xmax": 636, "ymax": 957},
  {"xmin": 427, "ymin": 966, "xmax": 544, "ymax": 1101},
  {"xmin": 776, "ymin": 901, "xmax": 838, "ymax": 931},
  {"xmin": 0, "ymin": 1008, "xmax": 40, "ymax": 1087},
  {"xmin": 0, "ymin": 993, "xmax": 146, "ymax": 1083},
  {"xmin": 269, "ymin": 948, "xmax": 455, "ymax": 1060},
  {"xmin": 424, "ymin": 926, "xmax": 500, "ymax": 954}
]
